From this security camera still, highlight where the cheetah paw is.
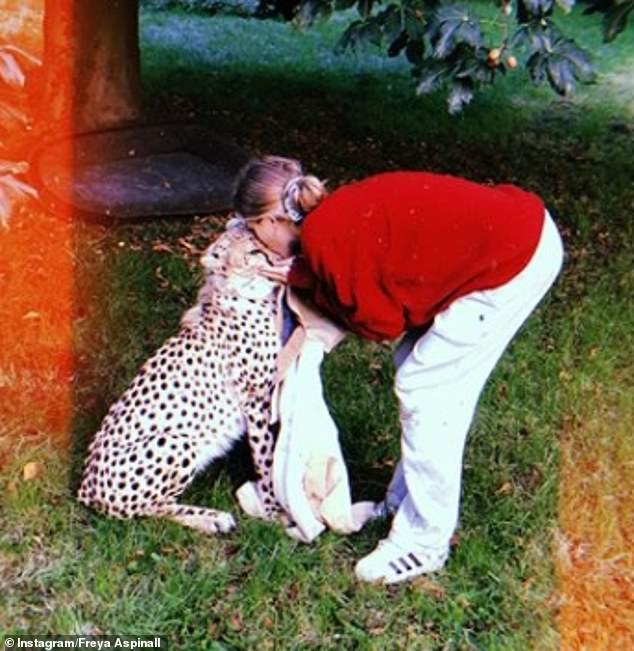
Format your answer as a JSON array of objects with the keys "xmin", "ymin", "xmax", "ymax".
[
  {"xmin": 213, "ymin": 512, "xmax": 237, "ymax": 534},
  {"xmin": 263, "ymin": 504, "xmax": 287, "ymax": 523},
  {"xmin": 193, "ymin": 512, "xmax": 237, "ymax": 535}
]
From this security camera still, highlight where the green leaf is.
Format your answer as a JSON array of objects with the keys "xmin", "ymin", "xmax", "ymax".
[
  {"xmin": 296, "ymin": 0, "xmax": 333, "ymax": 28},
  {"xmin": 457, "ymin": 50, "xmax": 495, "ymax": 84},
  {"xmin": 555, "ymin": 0, "xmax": 576, "ymax": 14},
  {"xmin": 527, "ymin": 51, "xmax": 548, "ymax": 83},
  {"xmin": 0, "ymin": 171, "xmax": 37, "ymax": 226},
  {"xmin": 528, "ymin": 23, "xmax": 556, "ymax": 51},
  {"xmin": 455, "ymin": 18, "xmax": 482, "ymax": 48},
  {"xmin": 334, "ymin": 20, "xmax": 363, "ymax": 53},
  {"xmin": 0, "ymin": 159, "xmax": 29, "ymax": 175},
  {"xmin": 510, "ymin": 25, "xmax": 531, "ymax": 47},
  {"xmin": 526, "ymin": 34, "xmax": 595, "ymax": 94},
  {"xmin": 415, "ymin": 62, "xmax": 447, "ymax": 95},
  {"xmin": 604, "ymin": 1, "xmax": 634, "ymax": 41},
  {"xmin": 428, "ymin": 5, "xmax": 482, "ymax": 59},
  {"xmin": 523, "ymin": 0, "xmax": 555, "ymax": 15},
  {"xmin": 547, "ymin": 58, "xmax": 577, "ymax": 94},
  {"xmin": 447, "ymin": 78, "xmax": 474, "ymax": 114},
  {"xmin": 581, "ymin": 0, "xmax": 634, "ymax": 42},
  {"xmin": 404, "ymin": 9, "xmax": 426, "ymax": 40},
  {"xmin": 0, "ymin": 44, "xmax": 41, "ymax": 71},
  {"xmin": 388, "ymin": 30, "xmax": 408, "ymax": 57},
  {"xmin": 359, "ymin": 20, "xmax": 383, "ymax": 47},
  {"xmin": 11, "ymin": 177, "xmax": 38, "ymax": 199},
  {"xmin": 517, "ymin": 0, "xmax": 556, "ymax": 21},
  {"xmin": 0, "ymin": 51, "xmax": 25, "ymax": 88},
  {"xmin": 357, "ymin": 0, "xmax": 373, "ymax": 18},
  {"xmin": 554, "ymin": 36, "xmax": 595, "ymax": 80},
  {"xmin": 406, "ymin": 39, "xmax": 426, "ymax": 64},
  {"xmin": 0, "ymin": 185, "xmax": 10, "ymax": 226},
  {"xmin": 379, "ymin": 4, "xmax": 403, "ymax": 43}
]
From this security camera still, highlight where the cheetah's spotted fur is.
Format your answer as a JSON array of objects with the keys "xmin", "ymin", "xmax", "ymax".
[{"xmin": 77, "ymin": 221, "xmax": 284, "ymax": 534}]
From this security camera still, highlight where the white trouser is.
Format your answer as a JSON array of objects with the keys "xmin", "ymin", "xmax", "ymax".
[{"xmin": 386, "ymin": 211, "xmax": 564, "ymax": 550}]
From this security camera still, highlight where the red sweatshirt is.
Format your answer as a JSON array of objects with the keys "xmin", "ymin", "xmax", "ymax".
[{"xmin": 288, "ymin": 171, "xmax": 545, "ymax": 341}]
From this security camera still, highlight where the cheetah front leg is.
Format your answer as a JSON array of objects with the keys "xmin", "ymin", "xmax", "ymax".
[
  {"xmin": 243, "ymin": 395, "xmax": 283, "ymax": 520},
  {"xmin": 156, "ymin": 503, "xmax": 237, "ymax": 535}
]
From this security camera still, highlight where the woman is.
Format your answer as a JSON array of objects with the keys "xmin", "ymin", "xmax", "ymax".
[{"xmin": 233, "ymin": 156, "xmax": 564, "ymax": 584}]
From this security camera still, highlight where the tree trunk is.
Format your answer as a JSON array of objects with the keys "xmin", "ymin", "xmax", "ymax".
[{"xmin": 41, "ymin": 0, "xmax": 141, "ymax": 132}]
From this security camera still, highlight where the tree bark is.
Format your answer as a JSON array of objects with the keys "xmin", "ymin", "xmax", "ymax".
[{"xmin": 41, "ymin": 0, "xmax": 141, "ymax": 132}]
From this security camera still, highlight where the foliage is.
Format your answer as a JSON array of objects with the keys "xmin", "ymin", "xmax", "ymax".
[
  {"xmin": 140, "ymin": 0, "xmax": 633, "ymax": 112},
  {"xmin": 0, "ymin": 44, "xmax": 39, "ymax": 227},
  {"xmin": 141, "ymin": 0, "xmax": 260, "ymax": 17},
  {"xmin": 0, "ymin": 159, "xmax": 37, "ymax": 227},
  {"xmin": 582, "ymin": 0, "xmax": 634, "ymax": 41},
  {"xmin": 258, "ymin": 0, "xmax": 632, "ymax": 112}
]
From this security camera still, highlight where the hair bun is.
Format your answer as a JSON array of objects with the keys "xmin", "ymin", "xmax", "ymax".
[{"xmin": 282, "ymin": 174, "xmax": 326, "ymax": 222}]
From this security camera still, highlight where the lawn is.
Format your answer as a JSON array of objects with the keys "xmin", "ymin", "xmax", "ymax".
[{"xmin": 1, "ymin": 3, "xmax": 633, "ymax": 649}]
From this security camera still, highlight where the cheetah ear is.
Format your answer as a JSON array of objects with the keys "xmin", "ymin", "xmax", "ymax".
[
  {"xmin": 200, "ymin": 236, "xmax": 230, "ymax": 274},
  {"xmin": 200, "ymin": 247, "xmax": 218, "ymax": 272},
  {"xmin": 200, "ymin": 245, "xmax": 219, "ymax": 273}
]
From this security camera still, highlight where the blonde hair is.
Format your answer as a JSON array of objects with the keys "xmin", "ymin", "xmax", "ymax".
[{"xmin": 233, "ymin": 155, "xmax": 327, "ymax": 222}]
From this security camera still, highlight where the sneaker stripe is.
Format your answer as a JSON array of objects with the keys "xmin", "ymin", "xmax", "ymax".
[
  {"xmin": 408, "ymin": 553, "xmax": 422, "ymax": 568},
  {"xmin": 388, "ymin": 561, "xmax": 402, "ymax": 575},
  {"xmin": 398, "ymin": 557, "xmax": 412, "ymax": 571}
]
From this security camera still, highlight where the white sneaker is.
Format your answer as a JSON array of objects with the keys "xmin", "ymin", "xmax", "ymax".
[{"xmin": 354, "ymin": 538, "xmax": 449, "ymax": 584}]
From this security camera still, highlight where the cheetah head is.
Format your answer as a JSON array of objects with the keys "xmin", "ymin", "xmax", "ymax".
[{"xmin": 200, "ymin": 220, "xmax": 284, "ymax": 300}]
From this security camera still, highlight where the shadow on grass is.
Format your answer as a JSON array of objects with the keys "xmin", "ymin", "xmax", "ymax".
[{"xmin": 141, "ymin": 63, "xmax": 634, "ymax": 238}]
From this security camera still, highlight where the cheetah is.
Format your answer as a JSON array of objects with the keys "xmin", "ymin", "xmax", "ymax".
[{"xmin": 77, "ymin": 220, "xmax": 284, "ymax": 534}]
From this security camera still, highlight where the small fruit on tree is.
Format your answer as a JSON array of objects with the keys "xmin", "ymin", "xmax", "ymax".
[{"xmin": 487, "ymin": 48, "xmax": 502, "ymax": 67}]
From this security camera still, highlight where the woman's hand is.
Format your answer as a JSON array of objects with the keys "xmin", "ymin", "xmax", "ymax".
[{"xmin": 258, "ymin": 257, "xmax": 294, "ymax": 284}]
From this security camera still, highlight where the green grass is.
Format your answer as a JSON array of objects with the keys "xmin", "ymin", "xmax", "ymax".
[{"xmin": 2, "ymin": 4, "xmax": 634, "ymax": 649}]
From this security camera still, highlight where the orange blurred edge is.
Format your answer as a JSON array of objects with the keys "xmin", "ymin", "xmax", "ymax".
[
  {"xmin": 556, "ymin": 388, "xmax": 634, "ymax": 649},
  {"xmin": 0, "ymin": 0, "xmax": 75, "ymax": 460}
]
